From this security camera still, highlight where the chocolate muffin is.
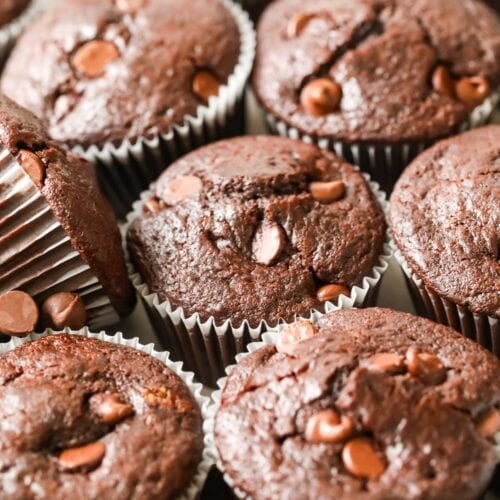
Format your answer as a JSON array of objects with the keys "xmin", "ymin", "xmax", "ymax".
[
  {"xmin": 0, "ymin": 93, "xmax": 134, "ymax": 327},
  {"xmin": 0, "ymin": 0, "xmax": 30, "ymax": 27},
  {"xmin": 0, "ymin": 333, "xmax": 204, "ymax": 499},
  {"xmin": 253, "ymin": 0, "xmax": 500, "ymax": 190},
  {"xmin": 214, "ymin": 307, "xmax": 500, "ymax": 499},
  {"xmin": 389, "ymin": 125, "xmax": 499, "ymax": 352},
  {"xmin": 485, "ymin": 0, "xmax": 500, "ymax": 13},
  {"xmin": 1, "ymin": 0, "xmax": 240, "ymax": 149}
]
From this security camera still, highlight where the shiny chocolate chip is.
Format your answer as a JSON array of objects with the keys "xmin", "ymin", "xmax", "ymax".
[
  {"xmin": 431, "ymin": 65, "xmax": 455, "ymax": 98},
  {"xmin": 252, "ymin": 221, "xmax": 286, "ymax": 266},
  {"xmin": 90, "ymin": 393, "xmax": 134, "ymax": 425},
  {"xmin": 17, "ymin": 150, "xmax": 44, "ymax": 188},
  {"xmin": 287, "ymin": 12, "xmax": 315, "ymax": 37},
  {"xmin": 477, "ymin": 409, "xmax": 500, "ymax": 439},
  {"xmin": 0, "ymin": 291, "xmax": 39, "ymax": 337},
  {"xmin": 41, "ymin": 292, "xmax": 87, "ymax": 330},
  {"xmin": 365, "ymin": 352, "xmax": 406, "ymax": 375},
  {"xmin": 342, "ymin": 437, "xmax": 385, "ymax": 479},
  {"xmin": 161, "ymin": 175, "xmax": 202, "ymax": 205},
  {"xmin": 306, "ymin": 409, "xmax": 354, "ymax": 444},
  {"xmin": 309, "ymin": 180, "xmax": 346, "ymax": 203},
  {"xmin": 316, "ymin": 284, "xmax": 349, "ymax": 302},
  {"xmin": 300, "ymin": 78, "xmax": 342, "ymax": 116},
  {"xmin": 192, "ymin": 70, "xmax": 220, "ymax": 104},
  {"xmin": 71, "ymin": 40, "xmax": 120, "ymax": 78},
  {"xmin": 276, "ymin": 320, "xmax": 317, "ymax": 356},
  {"xmin": 59, "ymin": 442, "xmax": 106, "ymax": 472},
  {"xmin": 405, "ymin": 347, "xmax": 446, "ymax": 385},
  {"xmin": 455, "ymin": 76, "xmax": 491, "ymax": 109}
]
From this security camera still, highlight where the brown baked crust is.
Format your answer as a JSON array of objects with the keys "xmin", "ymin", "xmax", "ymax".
[
  {"xmin": 253, "ymin": 0, "xmax": 500, "ymax": 144},
  {"xmin": 215, "ymin": 308, "xmax": 500, "ymax": 500},
  {"xmin": 1, "ymin": 0, "xmax": 240, "ymax": 148},
  {"xmin": 0, "ymin": 0, "xmax": 30, "ymax": 27},
  {"xmin": 389, "ymin": 125, "xmax": 500, "ymax": 318},
  {"xmin": 0, "ymin": 93, "xmax": 134, "ymax": 316}
]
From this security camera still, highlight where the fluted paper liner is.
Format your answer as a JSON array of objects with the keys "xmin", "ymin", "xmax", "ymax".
[
  {"xmin": 0, "ymin": 328, "xmax": 212, "ymax": 500},
  {"xmin": 126, "ymin": 173, "xmax": 392, "ymax": 387},
  {"xmin": 205, "ymin": 328, "xmax": 500, "ymax": 499},
  {"xmin": 72, "ymin": 0, "xmax": 256, "ymax": 218},
  {"xmin": 265, "ymin": 89, "xmax": 500, "ymax": 193},
  {"xmin": 391, "ymin": 237, "xmax": 499, "ymax": 357},
  {"xmin": 0, "ymin": 145, "xmax": 120, "ymax": 328}
]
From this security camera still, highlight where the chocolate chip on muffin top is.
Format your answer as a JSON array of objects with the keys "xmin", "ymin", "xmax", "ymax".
[
  {"xmin": 215, "ymin": 308, "xmax": 500, "ymax": 499},
  {"xmin": 253, "ymin": 0, "xmax": 500, "ymax": 143},
  {"xmin": 1, "ymin": 0, "xmax": 240, "ymax": 148},
  {"xmin": 127, "ymin": 136, "xmax": 386, "ymax": 327}
]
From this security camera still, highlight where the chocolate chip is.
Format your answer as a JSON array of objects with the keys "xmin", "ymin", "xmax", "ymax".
[
  {"xmin": 17, "ymin": 150, "xmax": 44, "ymax": 188},
  {"xmin": 252, "ymin": 221, "xmax": 286, "ymax": 266},
  {"xmin": 59, "ymin": 442, "xmax": 106, "ymax": 472},
  {"xmin": 365, "ymin": 353, "xmax": 406, "ymax": 374},
  {"xmin": 477, "ymin": 409, "xmax": 500, "ymax": 439},
  {"xmin": 405, "ymin": 347, "xmax": 446, "ymax": 385},
  {"xmin": 41, "ymin": 292, "xmax": 87, "ymax": 330},
  {"xmin": 90, "ymin": 393, "xmax": 134, "ymax": 425},
  {"xmin": 431, "ymin": 65, "xmax": 455, "ymax": 98},
  {"xmin": 143, "ymin": 197, "xmax": 162, "ymax": 215},
  {"xmin": 192, "ymin": 70, "xmax": 220, "ymax": 104},
  {"xmin": 316, "ymin": 284, "xmax": 349, "ymax": 302},
  {"xmin": 300, "ymin": 78, "xmax": 342, "ymax": 116},
  {"xmin": 115, "ymin": 0, "xmax": 145, "ymax": 14},
  {"xmin": 309, "ymin": 180, "xmax": 346, "ymax": 203},
  {"xmin": 143, "ymin": 387, "xmax": 192, "ymax": 411},
  {"xmin": 0, "ymin": 291, "xmax": 39, "ymax": 336},
  {"xmin": 71, "ymin": 40, "xmax": 120, "ymax": 78},
  {"xmin": 342, "ymin": 438, "xmax": 385, "ymax": 480},
  {"xmin": 161, "ymin": 175, "xmax": 202, "ymax": 205},
  {"xmin": 276, "ymin": 320, "xmax": 317, "ymax": 356},
  {"xmin": 287, "ymin": 13, "xmax": 315, "ymax": 37},
  {"xmin": 305, "ymin": 409, "xmax": 354, "ymax": 444},
  {"xmin": 455, "ymin": 76, "xmax": 491, "ymax": 109}
]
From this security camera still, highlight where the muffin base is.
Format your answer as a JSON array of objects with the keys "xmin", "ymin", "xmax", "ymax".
[
  {"xmin": 126, "ymin": 173, "xmax": 392, "ymax": 387},
  {"xmin": 73, "ymin": 0, "xmax": 256, "ymax": 218},
  {"xmin": 0, "ymin": 328, "xmax": 211, "ymax": 500}
]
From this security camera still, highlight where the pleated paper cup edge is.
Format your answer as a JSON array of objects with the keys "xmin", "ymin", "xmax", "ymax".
[{"xmin": 0, "ymin": 328, "xmax": 212, "ymax": 500}]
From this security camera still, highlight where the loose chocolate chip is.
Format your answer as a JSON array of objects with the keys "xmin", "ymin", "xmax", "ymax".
[
  {"xmin": 71, "ymin": 40, "xmax": 120, "ymax": 78},
  {"xmin": 41, "ymin": 292, "xmax": 87, "ymax": 330},
  {"xmin": 316, "ymin": 284, "xmax": 349, "ymax": 302},
  {"xmin": 0, "ymin": 291, "xmax": 39, "ymax": 336},
  {"xmin": 477, "ymin": 409, "xmax": 500, "ymax": 439},
  {"xmin": 276, "ymin": 320, "xmax": 317, "ymax": 355},
  {"xmin": 59, "ymin": 442, "xmax": 106, "ymax": 472},
  {"xmin": 405, "ymin": 347, "xmax": 446, "ymax": 385},
  {"xmin": 161, "ymin": 175, "xmax": 202, "ymax": 205},
  {"xmin": 309, "ymin": 180, "xmax": 346, "ymax": 203},
  {"xmin": 365, "ymin": 353, "xmax": 406, "ymax": 375},
  {"xmin": 306, "ymin": 409, "xmax": 354, "ymax": 444},
  {"xmin": 17, "ymin": 150, "xmax": 44, "ymax": 188},
  {"xmin": 300, "ymin": 78, "xmax": 342, "ymax": 116},
  {"xmin": 143, "ymin": 197, "xmax": 162, "ymax": 215},
  {"xmin": 115, "ymin": 0, "xmax": 145, "ymax": 14},
  {"xmin": 431, "ymin": 65, "xmax": 455, "ymax": 98},
  {"xmin": 252, "ymin": 221, "xmax": 286, "ymax": 266},
  {"xmin": 342, "ymin": 438, "xmax": 385, "ymax": 480},
  {"xmin": 287, "ymin": 12, "xmax": 315, "ymax": 37},
  {"xmin": 455, "ymin": 76, "xmax": 491, "ymax": 109},
  {"xmin": 192, "ymin": 70, "xmax": 220, "ymax": 104},
  {"xmin": 90, "ymin": 393, "xmax": 134, "ymax": 425}
]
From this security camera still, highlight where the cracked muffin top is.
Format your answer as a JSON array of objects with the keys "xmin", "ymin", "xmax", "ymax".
[
  {"xmin": 389, "ymin": 125, "xmax": 500, "ymax": 319},
  {"xmin": 0, "ymin": 334, "xmax": 203, "ymax": 499},
  {"xmin": 127, "ymin": 136, "xmax": 386, "ymax": 327},
  {"xmin": 0, "ymin": 93, "xmax": 134, "ymax": 316},
  {"xmin": 214, "ymin": 308, "xmax": 500, "ymax": 500},
  {"xmin": 1, "ymin": 0, "xmax": 240, "ymax": 148},
  {"xmin": 253, "ymin": 0, "xmax": 500, "ymax": 144},
  {"xmin": 0, "ymin": 0, "xmax": 30, "ymax": 27}
]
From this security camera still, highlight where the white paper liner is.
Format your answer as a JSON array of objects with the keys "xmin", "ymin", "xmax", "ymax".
[
  {"xmin": 390, "ymin": 237, "xmax": 499, "ymax": 357},
  {"xmin": 71, "ymin": 0, "xmax": 256, "ymax": 217},
  {"xmin": 205, "ymin": 328, "xmax": 500, "ymax": 499},
  {"xmin": 0, "ymin": 328, "xmax": 212, "ymax": 500},
  {"xmin": 125, "ymin": 172, "xmax": 392, "ymax": 387},
  {"xmin": 0, "ymin": 0, "xmax": 41, "ymax": 65},
  {"xmin": 265, "ymin": 89, "xmax": 500, "ymax": 193},
  {"xmin": 0, "ymin": 145, "xmax": 120, "ymax": 329}
]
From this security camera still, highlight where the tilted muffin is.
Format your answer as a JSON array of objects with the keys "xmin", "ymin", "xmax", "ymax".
[
  {"xmin": 0, "ymin": 0, "xmax": 30, "ymax": 27},
  {"xmin": 389, "ymin": 125, "xmax": 499, "ymax": 354},
  {"xmin": 253, "ymin": 0, "xmax": 500, "ymax": 191},
  {"xmin": 213, "ymin": 308, "xmax": 500, "ymax": 500},
  {"xmin": 1, "ymin": 0, "xmax": 253, "ymax": 215},
  {"xmin": 0, "ymin": 333, "xmax": 205, "ymax": 499},
  {"xmin": 127, "ymin": 135, "xmax": 388, "ymax": 385},
  {"xmin": 0, "ymin": 94, "xmax": 134, "ymax": 328}
]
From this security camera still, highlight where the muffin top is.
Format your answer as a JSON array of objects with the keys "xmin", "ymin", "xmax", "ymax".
[
  {"xmin": 0, "ymin": 334, "xmax": 203, "ymax": 499},
  {"xmin": 253, "ymin": 0, "xmax": 500, "ymax": 143},
  {"xmin": 0, "ymin": 0, "xmax": 30, "ymax": 27},
  {"xmin": 127, "ymin": 136, "xmax": 386, "ymax": 327},
  {"xmin": 1, "ymin": 0, "xmax": 240, "ymax": 148},
  {"xmin": 0, "ymin": 93, "xmax": 134, "ymax": 316},
  {"xmin": 215, "ymin": 308, "xmax": 500, "ymax": 500},
  {"xmin": 389, "ymin": 125, "xmax": 500, "ymax": 318}
]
